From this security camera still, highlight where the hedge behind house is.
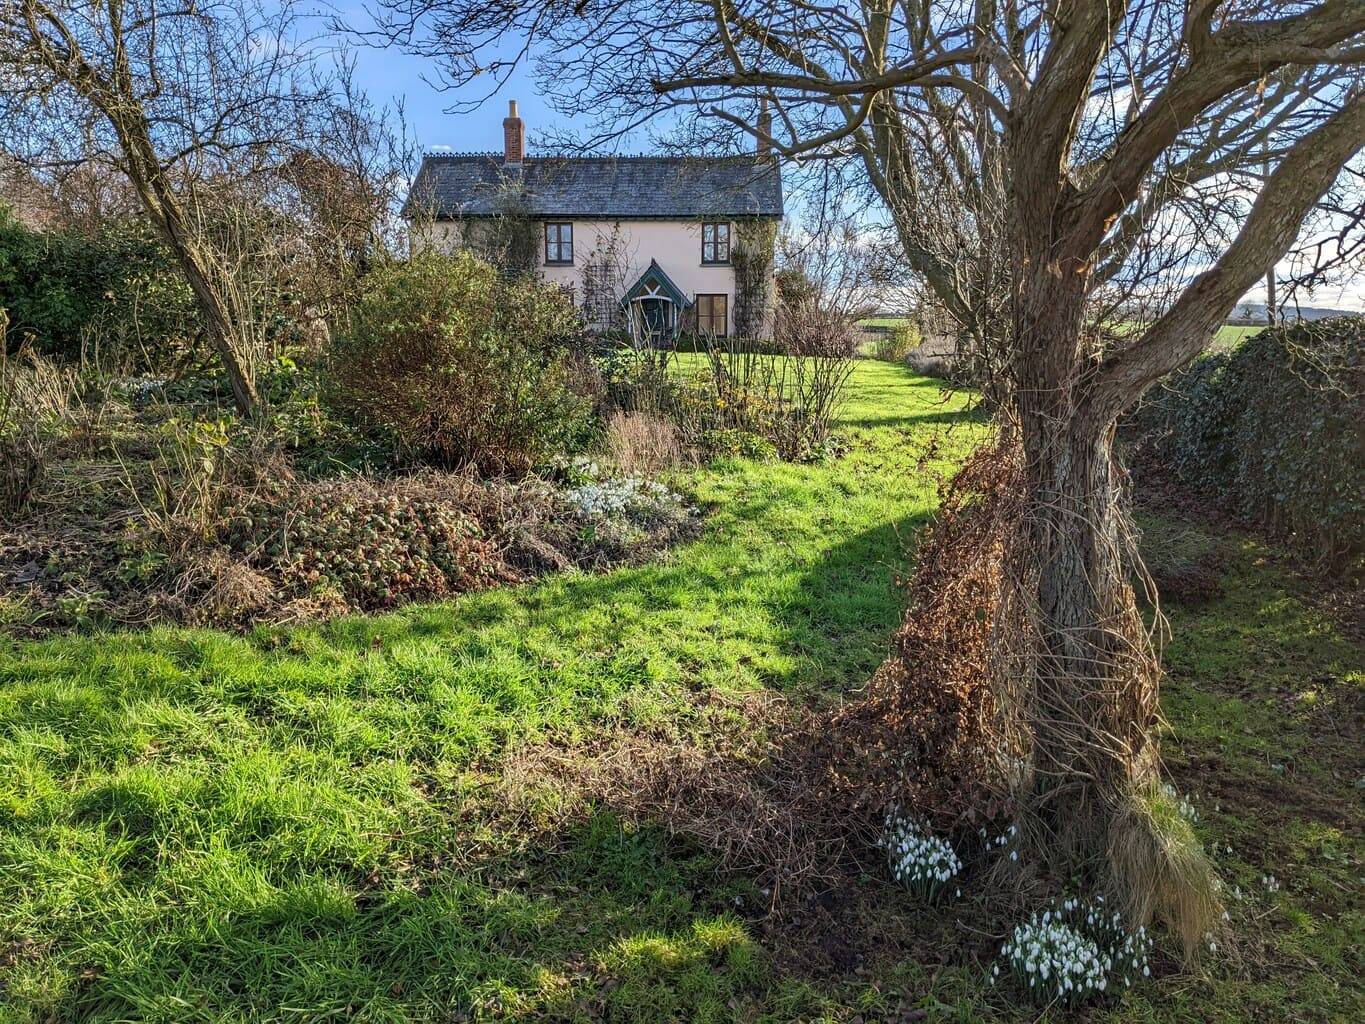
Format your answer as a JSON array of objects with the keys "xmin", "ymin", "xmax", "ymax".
[{"xmin": 1128, "ymin": 316, "xmax": 1362, "ymax": 571}]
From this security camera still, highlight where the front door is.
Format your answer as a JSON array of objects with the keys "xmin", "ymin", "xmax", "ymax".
[{"xmin": 640, "ymin": 297, "xmax": 667, "ymax": 335}]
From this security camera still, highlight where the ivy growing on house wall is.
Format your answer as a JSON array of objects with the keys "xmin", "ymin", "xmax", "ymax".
[
  {"xmin": 732, "ymin": 218, "xmax": 776, "ymax": 339},
  {"xmin": 457, "ymin": 181, "xmax": 538, "ymax": 277}
]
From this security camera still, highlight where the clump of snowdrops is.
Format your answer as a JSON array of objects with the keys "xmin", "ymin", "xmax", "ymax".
[
  {"xmin": 563, "ymin": 472, "xmax": 693, "ymax": 558},
  {"xmin": 881, "ymin": 809, "xmax": 962, "ymax": 899},
  {"xmin": 978, "ymin": 820, "xmax": 1020, "ymax": 858},
  {"xmin": 996, "ymin": 894, "xmax": 1151, "ymax": 1006}
]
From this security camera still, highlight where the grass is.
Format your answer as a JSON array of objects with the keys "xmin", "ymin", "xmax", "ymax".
[
  {"xmin": 1211, "ymin": 324, "xmax": 1263, "ymax": 348},
  {"xmin": 1, "ymin": 361, "xmax": 1360, "ymax": 1022},
  {"xmin": 858, "ymin": 320, "xmax": 1262, "ymax": 346}
]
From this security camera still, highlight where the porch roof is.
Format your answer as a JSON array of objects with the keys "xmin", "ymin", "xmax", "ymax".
[{"xmin": 619, "ymin": 260, "xmax": 692, "ymax": 310}]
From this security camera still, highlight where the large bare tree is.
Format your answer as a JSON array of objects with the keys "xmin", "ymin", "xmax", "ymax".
[
  {"xmin": 380, "ymin": 0, "xmax": 1364, "ymax": 925},
  {"xmin": 0, "ymin": 0, "xmax": 345, "ymax": 413}
]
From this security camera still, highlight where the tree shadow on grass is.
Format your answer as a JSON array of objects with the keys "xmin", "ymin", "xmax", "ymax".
[
  {"xmin": 837, "ymin": 390, "xmax": 986, "ymax": 428},
  {"xmin": 0, "ymin": 496, "xmax": 945, "ymax": 1021},
  {"xmin": 839, "ymin": 406, "xmax": 985, "ymax": 430}
]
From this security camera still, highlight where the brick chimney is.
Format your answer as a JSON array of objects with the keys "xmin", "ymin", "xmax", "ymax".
[
  {"xmin": 756, "ymin": 99, "xmax": 773, "ymax": 156},
  {"xmin": 503, "ymin": 100, "xmax": 525, "ymax": 164}
]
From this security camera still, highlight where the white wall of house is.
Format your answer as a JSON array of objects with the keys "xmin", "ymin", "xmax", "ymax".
[{"xmin": 418, "ymin": 218, "xmax": 774, "ymax": 336}]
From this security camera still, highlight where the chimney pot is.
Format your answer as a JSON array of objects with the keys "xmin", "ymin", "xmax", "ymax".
[
  {"xmin": 503, "ymin": 99, "xmax": 525, "ymax": 163},
  {"xmin": 757, "ymin": 99, "xmax": 773, "ymax": 156}
]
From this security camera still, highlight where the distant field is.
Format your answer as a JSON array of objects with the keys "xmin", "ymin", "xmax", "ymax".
[
  {"xmin": 858, "ymin": 319, "xmax": 1264, "ymax": 350},
  {"xmin": 1213, "ymin": 324, "xmax": 1263, "ymax": 347}
]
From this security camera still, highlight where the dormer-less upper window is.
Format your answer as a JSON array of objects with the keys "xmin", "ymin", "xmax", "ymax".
[
  {"xmin": 544, "ymin": 222, "xmax": 573, "ymax": 265},
  {"xmin": 701, "ymin": 222, "xmax": 730, "ymax": 264}
]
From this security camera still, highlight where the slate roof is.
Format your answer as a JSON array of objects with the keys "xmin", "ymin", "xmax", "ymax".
[{"xmin": 404, "ymin": 154, "xmax": 783, "ymax": 220}]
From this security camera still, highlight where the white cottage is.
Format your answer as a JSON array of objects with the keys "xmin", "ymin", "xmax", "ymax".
[{"xmin": 404, "ymin": 101, "xmax": 784, "ymax": 340}]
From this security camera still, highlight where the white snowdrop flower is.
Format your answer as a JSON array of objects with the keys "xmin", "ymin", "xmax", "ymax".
[{"xmin": 998, "ymin": 894, "xmax": 1151, "ymax": 1007}]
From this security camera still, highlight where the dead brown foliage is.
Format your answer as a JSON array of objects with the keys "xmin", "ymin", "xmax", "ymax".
[
  {"xmin": 604, "ymin": 410, "xmax": 687, "ymax": 475},
  {"xmin": 824, "ymin": 437, "xmax": 1026, "ymax": 830},
  {"xmin": 504, "ymin": 692, "xmax": 865, "ymax": 901},
  {"xmin": 1148, "ymin": 557, "xmax": 1224, "ymax": 607}
]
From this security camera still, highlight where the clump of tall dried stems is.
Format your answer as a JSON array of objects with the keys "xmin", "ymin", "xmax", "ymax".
[
  {"xmin": 604, "ymin": 410, "xmax": 686, "ymax": 475},
  {"xmin": 0, "ymin": 343, "xmax": 85, "ymax": 520}
]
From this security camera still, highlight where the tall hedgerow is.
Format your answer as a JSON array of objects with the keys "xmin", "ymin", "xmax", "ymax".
[
  {"xmin": 1130, "ymin": 316, "xmax": 1362, "ymax": 571},
  {"xmin": 0, "ymin": 207, "xmax": 197, "ymax": 366}
]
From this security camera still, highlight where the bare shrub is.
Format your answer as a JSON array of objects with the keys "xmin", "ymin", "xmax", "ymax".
[
  {"xmin": 0, "ymin": 430, "xmax": 45, "ymax": 521},
  {"xmin": 904, "ymin": 331, "xmax": 958, "ymax": 379},
  {"xmin": 907, "ymin": 350, "xmax": 953, "ymax": 378},
  {"xmin": 604, "ymin": 411, "xmax": 685, "ymax": 475},
  {"xmin": 688, "ymin": 332, "xmax": 853, "ymax": 460},
  {"xmin": 774, "ymin": 300, "xmax": 859, "ymax": 359},
  {"xmin": 0, "ymin": 345, "xmax": 82, "ymax": 519}
]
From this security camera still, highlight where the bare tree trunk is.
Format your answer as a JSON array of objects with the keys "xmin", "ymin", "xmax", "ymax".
[
  {"xmin": 159, "ymin": 212, "xmax": 261, "ymax": 416},
  {"xmin": 116, "ymin": 121, "xmax": 261, "ymax": 415},
  {"xmin": 1010, "ymin": 254, "xmax": 1161, "ymax": 861},
  {"xmin": 5, "ymin": 3, "xmax": 268, "ymax": 417}
]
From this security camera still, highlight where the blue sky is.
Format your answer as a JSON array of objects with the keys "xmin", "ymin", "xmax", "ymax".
[{"xmin": 329, "ymin": 4, "xmax": 582, "ymax": 155}]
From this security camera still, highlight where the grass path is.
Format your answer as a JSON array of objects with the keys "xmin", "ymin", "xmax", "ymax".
[{"xmin": 1, "ymin": 362, "xmax": 1360, "ymax": 1022}]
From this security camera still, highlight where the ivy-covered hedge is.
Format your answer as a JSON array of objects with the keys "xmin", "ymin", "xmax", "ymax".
[
  {"xmin": 0, "ymin": 207, "xmax": 196, "ymax": 364},
  {"xmin": 1127, "ymin": 316, "xmax": 1362, "ymax": 571}
]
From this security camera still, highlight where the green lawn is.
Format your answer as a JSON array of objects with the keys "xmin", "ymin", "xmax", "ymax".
[{"xmin": 1, "ymin": 362, "xmax": 1359, "ymax": 1022}]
